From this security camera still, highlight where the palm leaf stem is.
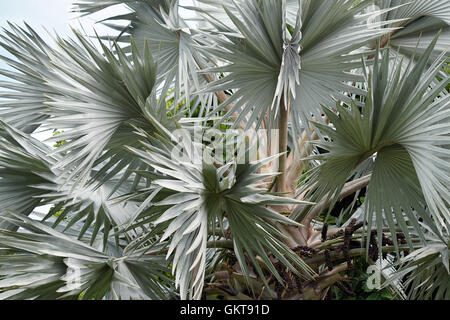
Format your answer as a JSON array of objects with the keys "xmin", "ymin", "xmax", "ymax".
[
  {"xmin": 194, "ymin": 57, "xmax": 246, "ymax": 129},
  {"xmin": 302, "ymin": 175, "xmax": 372, "ymax": 226}
]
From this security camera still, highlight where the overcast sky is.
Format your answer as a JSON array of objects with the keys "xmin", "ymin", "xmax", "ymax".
[
  {"xmin": 0, "ymin": 0, "xmax": 129, "ymax": 46},
  {"xmin": 0, "ymin": 0, "xmax": 74, "ymax": 35}
]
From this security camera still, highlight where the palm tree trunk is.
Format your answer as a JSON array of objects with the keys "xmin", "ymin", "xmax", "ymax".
[{"xmin": 276, "ymin": 96, "xmax": 290, "ymax": 193}]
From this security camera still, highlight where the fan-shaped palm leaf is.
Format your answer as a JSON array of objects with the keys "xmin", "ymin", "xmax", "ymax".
[
  {"xmin": 0, "ymin": 23, "xmax": 176, "ymax": 189},
  {"xmin": 74, "ymin": 0, "xmax": 212, "ymax": 111},
  {"xmin": 198, "ymin": 0, "xmax": 398, "ymax": 138},
  {"xmin": 294, "ymin": 36, "xmax": 449, "ymax": 255}
]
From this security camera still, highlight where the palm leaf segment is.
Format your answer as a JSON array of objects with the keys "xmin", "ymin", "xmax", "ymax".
[
  {"xmin": 384, "ymin": 218, "xmax": 450, "ymax": 300},
  {"xmin": 73, "ymin": 0, "xmax": 171, "ymax": 17},
  {"xmin": 296, "ymin": 36, "xmax": 449, "ymax": 256},
  {"xmin": 126, "ymin": 128, "xmax": 315, "ymax": 299}
]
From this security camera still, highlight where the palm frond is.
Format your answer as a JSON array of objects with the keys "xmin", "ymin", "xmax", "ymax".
[
  {"xmin": 0, "ymin": 23, "xmax": 56, "ymax": 133},
  {"xmin": 294, "ymin": 36, "xmax": 449, "ymax": 254},
  {"xmin": 0, "ymin": 120, "xmax": 141, "ymax": 248},
  {"xmin": 124, "ymin": 127, "xmax": 315, "ymax": 299},
  {"xmin": 75, "ymin": 0, "xmax": 212, "ymax": 112}
]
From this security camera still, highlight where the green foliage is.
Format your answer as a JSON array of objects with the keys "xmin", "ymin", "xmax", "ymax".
[{"xmin": 52, "ymin": 130, "xmax": 67, "ymax": 148}]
